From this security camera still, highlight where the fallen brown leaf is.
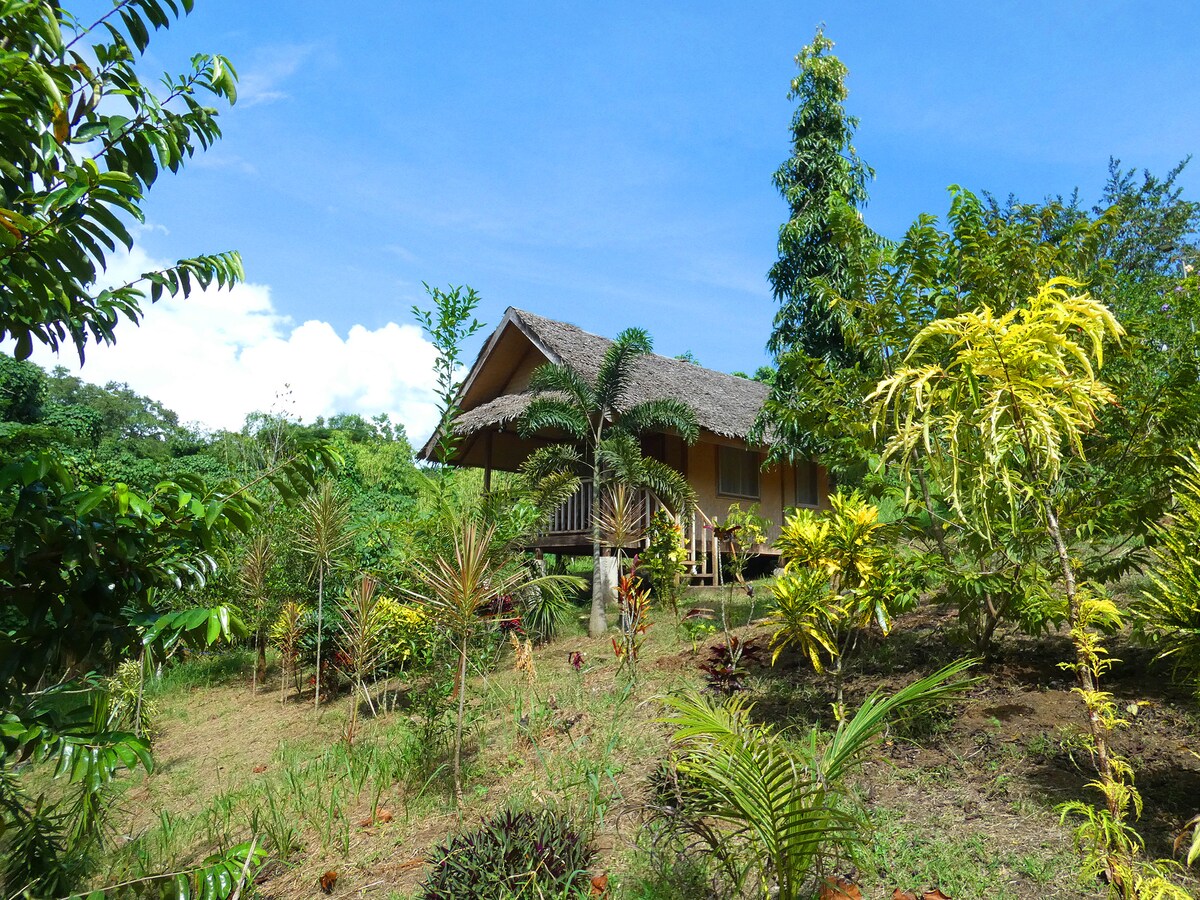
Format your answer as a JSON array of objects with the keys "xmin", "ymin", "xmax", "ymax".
[
  {"xmin": 891, "ymin": 891, "xmax": 918, "ymax": 900},
  {"xmin": 590, "ymin": 873, "xmax": 609, "ymax": 896},
  {"xmin": 819, "ymin": 875, "xmax": 862, "ymax": 899},
  {"xmin": 252, "ymin": 765, "xmax": 267, "ymax": 774},
  {"xmin": 922, "ymin": 891, "xmax": 952, "ymax": 900}
]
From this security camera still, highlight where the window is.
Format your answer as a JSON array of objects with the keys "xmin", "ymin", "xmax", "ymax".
[
  {"xmin": 795, "ymin": 459, "xmax": 820, "ymax": 507},
  {"xmin": 718, "ymin": 446, "xmax": 760, "ymax": 498}
]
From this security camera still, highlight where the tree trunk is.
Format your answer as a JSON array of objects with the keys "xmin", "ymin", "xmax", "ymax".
[
  {"xmin": 255, "ymin": 630, "xmax": 267, "ymax": 688},
  {"xmin": 589, "ymin": 462, "xmax": 607, "ymax": 637},
  {"xmin": 315, "ymin": 567, "xmax": 324, "ymax": 709},
  {"xmin": 1045, "ymin": 499, "xmax": 1115, "ymax": 785},
  {"xmin": 453, "ymin": 638, "xmax": 468, "ymax": 807},
  {"xmin": 915, "ymin": 455, "xmax": 952, "ymax": 565}
]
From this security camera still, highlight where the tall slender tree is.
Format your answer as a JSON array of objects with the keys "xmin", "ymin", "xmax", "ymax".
[
  {"xmin": 239, "ymin": 531, "xmax": 275, "ymax": 692},
  {"xmin": 519, "ymin": 328, "xmax": 698, "ymax": 637},
  {"xmin": 767, "ymin": 28, "xmax": 873, "ymax": 364}
]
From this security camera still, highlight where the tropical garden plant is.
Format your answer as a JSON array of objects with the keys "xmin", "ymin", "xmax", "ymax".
[
  {"xmin": 641, "ymin": 508, "xmax": 688, "ymax": 616},
  {"xmin": 658, "ymin": 659, "xmax": 976, "ymax": 900},
  {"xmin": 518, "ymin": 327, "xmax": 698, "ymax": 636},
  {"xmin": 417, "ymin": 807, "xmax": 595, "ymax": 899},
  {"xmin": 297, "ymin": 478, "xmax": 355, "ymax": 707},
  {"xmin": 408, "ymin": 517, "xmax": 584, "ymax": 805},
  {"xmin": 1136, "ymin": 447, "xmax": 1200, "ymax": 692},
  {"xmin": 869, "ymin": 279, "xmax": 1193, "ymax": 896},
  {"xmin": 767, "ymin": 490, "xmax": 913, "ymax": 716}
]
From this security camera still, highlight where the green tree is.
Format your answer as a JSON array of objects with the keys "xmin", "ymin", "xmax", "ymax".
[
  {"xmin": 518, "ymin": 328, "xmax": 698, "ymax": 637},
  {"xmin": 239, "ymin": 530, "xmax": 275, "ymax": 691},
  {"xmin": 413, "ymin": 284, "xmax": 483, "ymax": 469},
  {"xmin": 1135, "ymin": 448, "xmax": 1200, "ymax": 691},
  {"xmin": 766, "ymin": 28, "xmax": 873, "ymax": 364},
  {"xmin": 868, "ymin": 281, "xmax": 1192, "ymax": 895},
  {"xmin": 0, "ymin": 0, "xmax": 242, "ymax": 361},
  {"xmin": 0, "ymin": 6, "xmax": 326, "ymax": 892}
]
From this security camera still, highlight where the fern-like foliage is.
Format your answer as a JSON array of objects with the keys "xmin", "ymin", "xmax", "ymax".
[
  {"xmin": 871, "ymin": 278, "xmax": 1124, "ymax": 534},
  {"xmin": 659, "ymin": 659, "xmax": 975, "ymax": 900},
  {"xmin": 1136, "ymin": 448, "xmax": 1200, "ymax": 692}
]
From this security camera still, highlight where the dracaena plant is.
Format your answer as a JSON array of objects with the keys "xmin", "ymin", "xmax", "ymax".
[{"xmin": 408, "ymin": 517, "xmax": 583, "ymax": 805}]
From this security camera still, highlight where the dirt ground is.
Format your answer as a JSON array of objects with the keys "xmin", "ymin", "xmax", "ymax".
[{"xmin": 104, "ymin": 597, "xmax": 1200, "ymax": 900}]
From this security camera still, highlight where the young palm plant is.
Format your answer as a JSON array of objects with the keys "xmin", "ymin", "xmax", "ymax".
[
  {"xmin": 296, "ymin": 479, "xmax": 355, "ymax": 708},
  {"xmin": 409, "ymin": 517, "xmax": 584, "ymax": 805},
  {"xmin": 659, "ymin": 659, "xmax": 977, "ymax": 900},
  {"xmin": 519, "ymin": 327, "xmax": 698, "ymax": 636}
]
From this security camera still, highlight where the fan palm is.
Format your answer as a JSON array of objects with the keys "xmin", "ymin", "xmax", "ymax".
[{"xmin": 519, "ymin": 328, "xmax": 699, "ymax": 636}]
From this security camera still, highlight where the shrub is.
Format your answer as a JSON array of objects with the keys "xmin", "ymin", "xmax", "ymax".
[
  {"xmin": 374, "ymin": 597, "xmax": 435, "ymax": 672},
  {"xmin": 417, "ymin": 808, "xmax": 595, "ymax": 899},
  {"xmin": 641, "ymin": 510, "xmax": 687, "ymax": 606}
]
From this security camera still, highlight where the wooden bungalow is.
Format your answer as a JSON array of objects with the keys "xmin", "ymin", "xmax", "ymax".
[{"xmin": 418, "ymin": 307, "xmax": 831, "ymax": 584}]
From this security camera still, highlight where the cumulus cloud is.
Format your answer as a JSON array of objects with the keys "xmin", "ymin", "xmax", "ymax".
[{"xmin": 27, "ymin": 245, "xmax": 442, "ymax": 443}]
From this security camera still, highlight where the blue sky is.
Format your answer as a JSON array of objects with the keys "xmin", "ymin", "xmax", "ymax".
[{"xmin": 43, "ymin": 1, "xmax": 1200, "ymax": 439}]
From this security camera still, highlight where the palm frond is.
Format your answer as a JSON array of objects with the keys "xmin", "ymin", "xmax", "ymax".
[
  {"xmin": 620, "ymin": 398, "xmax": 700, "ymax": 444},
  {"xmin": 595, "ymin": 327, "xmax": 653, "ymax": 412},
  {"xmin": 819, "ymin": 657, "xmax": 979, "ymax": 782},
  {"xmin": 518, "ymin": 396, "xmax": 589, "ymax": 441},
  {"xmin": 597, "ymin": 431, "xmax": 645, "ymax": 485},
  {"xmin": 660, "ymin": 689, "xmax": 858, "ymax": 900},
  {"xmin": 521, "ymin": 468, "xmax": 583, "ymax": 520},
  {"xmin": 520, "ymin": 444, "xmax": 584, "ymax": 481},
  {"xmin": 527, "ymin": 363, "xmax": 595, "ymax": 411},
  {"xmin": 637, "ymin": 458, "xmax": 696, "ymax": 516}
]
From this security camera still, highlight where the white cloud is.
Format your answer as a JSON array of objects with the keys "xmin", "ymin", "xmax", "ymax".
[
  {"xmin": 238, "ymin": 44, "xmax": 317, "ymax": 108},
  {"xmin": 26, "ymin": 245, "xmax": 442, "ymax": 443}
]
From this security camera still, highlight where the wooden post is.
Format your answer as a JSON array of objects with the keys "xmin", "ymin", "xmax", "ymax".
[{"xmin": 483, "ymin": 431, "xmax": 494, "ymax": 493}]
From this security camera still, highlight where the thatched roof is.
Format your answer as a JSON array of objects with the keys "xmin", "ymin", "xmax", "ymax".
[{"xmin": 421, "ymin": 308, "xmax": 770, "ymax": 461}]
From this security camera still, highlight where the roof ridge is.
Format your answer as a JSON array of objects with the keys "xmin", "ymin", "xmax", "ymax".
[{"xmin": 509, "ymin": 306, "xmax": 759, "ymax": 385}]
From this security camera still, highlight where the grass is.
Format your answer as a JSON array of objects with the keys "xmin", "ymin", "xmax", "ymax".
[{"xmin": 28, "ymin": 581, "xmax": 1200, "ymax": 899}]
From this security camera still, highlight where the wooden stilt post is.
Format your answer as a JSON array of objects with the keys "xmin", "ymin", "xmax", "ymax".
[{"xmin": 483, "ymin": 431, "xmax": 494, "ymax": 493}]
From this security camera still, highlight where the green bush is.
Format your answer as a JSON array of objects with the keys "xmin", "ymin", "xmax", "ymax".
[
  {"xmin": 375, "ymin": 597, "xmax": 436, "ymax": 671},
  {"xmin": 417, "ymin": 808, "xmax": 595, "ymax": 899},
  {"xmin": 641, "ymin": 510, "xmax": 687, "ymax": 608}
]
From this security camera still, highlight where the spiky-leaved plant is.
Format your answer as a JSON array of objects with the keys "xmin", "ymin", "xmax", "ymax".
[
  {"xmin": 296, "ymin": 479, "xmax": 354, "ymax": 708},
  {"xmin": 409, "ymin": 518, "xmax": 584, "ymax": 805},
  {"xmin": 417, "ymin": 808, "xmax": 595, "ymax": 899}
]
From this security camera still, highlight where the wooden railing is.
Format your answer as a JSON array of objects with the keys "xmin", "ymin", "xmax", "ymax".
[
  {"xmin": 548, "ymin": 478, "xmax": 593, "ymax": 535},
  {"xmin": 542, "ymin": 480, "xmax": 720, "ymax": 585}
]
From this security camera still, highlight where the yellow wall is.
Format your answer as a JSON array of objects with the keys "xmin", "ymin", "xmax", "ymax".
[{"xmin": 679, "ymin": 434, "xmax": 830, "ymax": 551}]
